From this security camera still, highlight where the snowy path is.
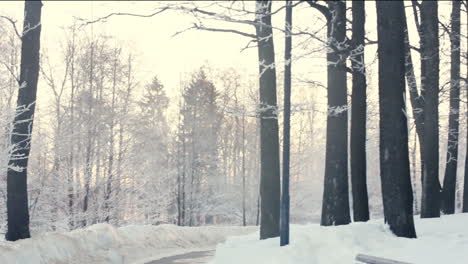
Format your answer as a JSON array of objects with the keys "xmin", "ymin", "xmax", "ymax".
[{"xmin": 145, "ymin": 250, "xmax": 215, "ymax": 264}]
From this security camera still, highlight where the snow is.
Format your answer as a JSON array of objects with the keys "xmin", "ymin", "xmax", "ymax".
[
  {"xmin": 0, "ymin": 224, "xmax": 256, "ymax": 264},
  {"xmin": 211, "ymin": 214, "xmax": 468, "ymax": 264},
  {"xmin": 3, "ymin": 214, "xmax": 467, "ymax": 264}
]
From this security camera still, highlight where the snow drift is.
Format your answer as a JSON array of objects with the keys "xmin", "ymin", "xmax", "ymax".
[
  {"xmin": 0, "ymin": 224, "xmax": 256, "ymax": 264},
  {"xmin": 211, "ymin": 214, "xmax": 468, "ymax": 264}
]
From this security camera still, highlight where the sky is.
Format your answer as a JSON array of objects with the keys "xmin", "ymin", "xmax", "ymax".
[
  {"xmin": 1, "ymin": 1, "xmax": 261, "ymax": 98},
  {"xmin": 0, "ymin": 1, "xmax": 457, "ymax": 115}
]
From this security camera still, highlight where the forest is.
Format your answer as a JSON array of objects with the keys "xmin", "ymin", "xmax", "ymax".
[{"xmin": 0, "ymin": 1, "xmax": 467, "ymax": 262}]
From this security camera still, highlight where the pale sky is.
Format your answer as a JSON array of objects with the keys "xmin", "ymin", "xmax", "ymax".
[{"xmin": 0, "ymin": 1, "xmax": 456, "ymax": 110}]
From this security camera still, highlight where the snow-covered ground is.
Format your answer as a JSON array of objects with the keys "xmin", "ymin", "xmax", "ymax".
[
  {"xmin": 211, "ymin": 214, "xmax": 468, "ymax": 264},
  {"xmin": 0, "ymin": 224, "xmax": 256, "ymax": 264},
  {"xmin": 2, "ymin": 214, "xmax": 467, "ymax": 264}
]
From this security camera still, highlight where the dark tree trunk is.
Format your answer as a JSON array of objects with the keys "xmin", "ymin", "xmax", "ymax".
[
  {"xmin": 442, "ymin": 0, "xmax": 461, "ymax": 215},
  {"xmin": 463, "ymin": 8, "xmax": 468, "ymax": 213},
  {"xmin": 255, "ymin": 0, "xmax": 281, "ymax": 239},
  {"xmin": 403, "ymin": 7, "xmax": 425, "ymax": 184},
  {"xmin": 350, "ymin": 0, "xmax": 369, "ymax": 222},
  {"xmin": 420, "ymin": 0, "xmax": 441, "ymax": 218},
  {"xmin": 6, "ymin": 0, "xmax": 42, "ymax": 241},
  {"xmin": 321, "ymin": 0, "xmax": 351, "ymax": 226},
  {"xmin": 280, "ymin": 0, "xmax": 292, "ymax": 247},
  {"xmin": 376, "ymin": 0, "xmax": 417, "ymax": 238}
]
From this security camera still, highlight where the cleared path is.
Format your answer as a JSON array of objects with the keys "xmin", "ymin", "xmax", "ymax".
[{"xmin": 146, "ymin": 250, "xmax": 215, "ymax": 264}]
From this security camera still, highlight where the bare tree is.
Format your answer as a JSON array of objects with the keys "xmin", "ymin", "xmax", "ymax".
[
  {"xmin": 6, "ymin": 0, "xmax": 42, "ymax": 241},
  {"xmin": 306, "ymin": 0, "xmax": 351, "ymax": 226},
  {"xmin": 442, "ymin": 0, "xmax": 461, "ymax": 215},
  {"xmin": 419, "ymin": 0, "xmax": 441, "ymax": 218},
  {"xmin": 376, "ymin": 0, "xmax": 416, "ymax": 238},
  {"xmin": 350, "ymin": 0, "xmax": 369, "ymax": 222}
]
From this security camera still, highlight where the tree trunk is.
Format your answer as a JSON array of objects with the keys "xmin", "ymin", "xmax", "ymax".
[
  {"xmin": 242, "ymin": 110, "xmax": 246, "ymax": 227},
  {"xmin": 463, "ymin": 8, "xmax": 468, "ymax": 213},
  {"xmin": 350, "ymin": 0, "xmax": 369, "ymax": 222},
  {"xmin": 82, "ymin": 40, "xmax": 95, "ymax": 227},
  {"xmin": 68, "ymin": 26, "xmax": 77, "ymax": 230},
  {"xmin": 280, "ymin": 0, "xmax": 292, "ymax": 246},
  {"xmin": 321, "ymin": 0, "xmax": 350, "ymax": 226},
  {"xmin": 403, "ymin": 6, "xmax": 425, "ymax": 185},
  {"xmin": 376, "ymin": 0, "xmax": 417, "ymax": 238},
  {"xmin": 441, "ymin": 0, "xmax": 461, "ymax": 215},
  {"xmin": 104, "ymin": 50, "xmax": 118, "ymax": 222},
  {"xmin": 420, "ymin": 1, "xmax": 441, "ymax": 218},
  {"xmin": 6, "ymin": 0, "xmax": 42, "ymax": 241},
  {"xmin": 255, "ymin": 0, "xmax": 281, "ymax": 239}
]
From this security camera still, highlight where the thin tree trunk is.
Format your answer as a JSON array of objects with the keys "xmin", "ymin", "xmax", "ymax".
[
  {"xmin": 242, "ymin": 109, "xmax": 246, "ymax": 227},
  {"xmin": 463, "ymin": 8, "xmax": 468, "ymax": 213},
  {"xmin": 280, "ymin": 0, "xmax": 292, "ymax": 247},
  {"xmin": 82, "ymin": 40, "xmax": 95, "ymax": 227},
  {"xmin": 6, "ymin": 0, "xmax": 42, "ymax": 241},
  {"xmin": 403, "ymin": 6, "xmax": 425, "ymax": 184},
  {"xmin": 420, "ymin": 1, "xmax": 441, "ymax": 218},
  {"xmin": 67, "ymin": 26, "xmax": 77, "ymax": 230},
  {"xmin": 442, "ymin": 0, "xmax": 461, "ymax": 215},
  {"xmin": 256, "ymin": 0, "xmax": 281, "ymax": 239},
  {"xmin": 104, "ymin": 50, "xmax": 118, "ymax": 222},
  {"xmin": 350, "ymin": 0, "xmax": 369, "ymax": 222},
  {"xmin": 376, "ymin": 0, "xmax": 417, "ymax": 238}
]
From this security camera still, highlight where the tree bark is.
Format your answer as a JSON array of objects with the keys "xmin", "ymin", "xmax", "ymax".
[
  {"xmin": 403, "ymin": 7, "xmax": 425, "ymax": 185},
  {"xmin": 376, "ymin": 0, "xmax": 417, "ymax": 238},
  {"xmin": 256, "ymin": 0, "xmax": 281, "ymax": 239},
  {"xmin": 442, "ymin": 0, "xmax": 461, "ymax": 215},
  {"xmin": 280, "ymin": 0, "xmax": 292, "ymax": 246},
  {"xmin": 321, "ymin": 0, "xmax": 351, "ymax": 226},
  {"xmin": 350, "ymin": 0, "xmax": 369, "ymax": 222},
  {"xmin": 6, "ymin": 0, "xmax": 42, "ymax": 241},
  {"xmin": 420, "ymin": 0, "xmax": 441, "ymax": 218},
  {"xmin": 463, "ymin": 6, "xmax": 468, "ymax": 213}
]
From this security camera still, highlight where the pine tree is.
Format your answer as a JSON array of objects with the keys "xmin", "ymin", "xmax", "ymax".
[{"xmin": 179, "ymin": 70, "xmax": 221, "ymax": 226}]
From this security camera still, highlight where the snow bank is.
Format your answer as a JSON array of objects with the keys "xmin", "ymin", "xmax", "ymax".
[
  {"xmin": 211, "ymin": 214, "xmax": 468, "ymax": 264},
  {"xmin": 0, "ymin": 224, "xmax": 256, "ymax": 264}
]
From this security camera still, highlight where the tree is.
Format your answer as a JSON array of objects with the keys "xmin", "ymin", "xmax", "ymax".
[
  {"xmin": 256, "ymin": 0, "xmax": 281, "ymax": 239},
  {"xmin": 350, "ymin": 0, "xmax": 369, "ymax": 222},
  {"xmin": 419, "ymin": 0, "xmax": 441, "ymax": 218},
  {"xmin": 6, "ymin": 0, "xmax": 42, "ymax": 241},
  {"xmin": 307, "ymin": 0, "xmax": 350, "ymax": 226},
  {"xmin": 132, "ymin": 76, "xmax": 173, "ymax": 224},
  {"xmin": 441, "ymin": 0, "xmax": 461, "ymax": 215},
  {"xmin": 280, "ymin": 0, "xmax": 292, "ymax": 247},
  {"xmin": 376, "ymin": 0, "xmax": 416, "ymax": 238},
  {"xmin": 179, "ymin": 69, "xmax": 221, "ymax": 226},
  {"xmin": 463, "ymin": 6, "xmax": 468, "ymax": 213},
  {"xmin": 402, "ymin": 4, "xmax": 425, "ymax": 191}
]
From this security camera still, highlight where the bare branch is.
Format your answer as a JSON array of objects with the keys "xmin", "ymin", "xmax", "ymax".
[
  {"xmin": 75, "ymin": 7, "xmax": 170, "ymax": 28},
  {"xmin": 189, "ymin": 23, "xmax": 256, "ymax": 38},
  {"xmin": 0, "ymin": 15, "xmax": 21, "ymax": 39},
  {"xmin": 1, "ymin": 61, "xmax": 20, "ymax": 83},
  {"xmin": 303, "ymin": 0, "xmax": 331, "ymax": 22}
]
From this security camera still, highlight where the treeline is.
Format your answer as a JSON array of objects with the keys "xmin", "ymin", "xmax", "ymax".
[{"xmin": 1, "ymin": 0, "xmax": 468, "ymax": 243}]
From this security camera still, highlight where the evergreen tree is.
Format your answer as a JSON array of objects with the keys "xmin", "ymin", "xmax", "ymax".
[{"xmin": 179, "ymin": 70, "xmax": 221, "ymax": 226}]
